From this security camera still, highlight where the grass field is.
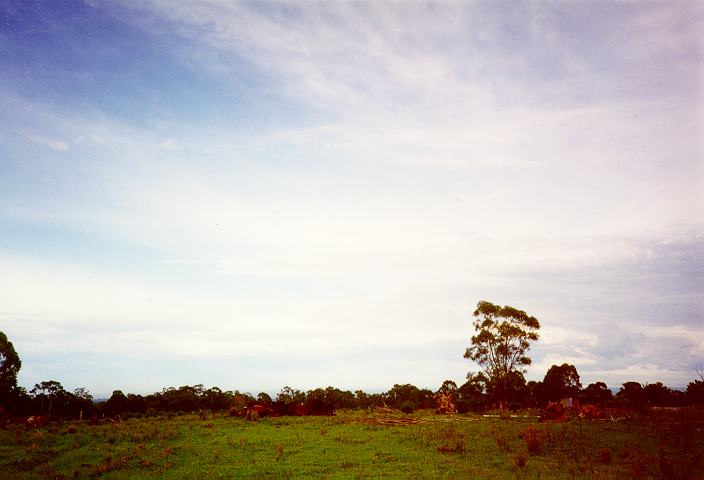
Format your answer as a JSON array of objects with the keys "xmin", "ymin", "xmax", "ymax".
[{"xmin": 1, "ymin": 409, "xmax": 702, "ymax": 479}]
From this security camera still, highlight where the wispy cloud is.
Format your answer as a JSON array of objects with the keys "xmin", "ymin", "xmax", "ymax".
[{"xmin": 27, "ymin": 134, "xmax": 70, "ymax": 152}]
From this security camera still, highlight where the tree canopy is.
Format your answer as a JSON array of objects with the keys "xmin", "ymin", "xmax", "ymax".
[
  {"xmin": 541, "ymin": 363, "xmax": 582, "ymax": 402},
  {"xmin": 464, "ymin": 301, "xmax": 540, "ymax": 407},
  {"xmin": 0, "ymin": 331, "xmax": 22, "ymax": 402},
  {"xmin": 582, "ymin": 381, "xmax": 613, "ymax": 406}
]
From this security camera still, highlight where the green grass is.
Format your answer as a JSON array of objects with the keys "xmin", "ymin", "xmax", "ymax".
[{"xmin": 1, "ymin": 409, "xmax": 702, "ymax": 479}]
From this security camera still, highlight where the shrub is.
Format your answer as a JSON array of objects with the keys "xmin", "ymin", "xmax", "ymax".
[
  {"xmin": 540, "ymin": 402, "xmax": 566, "ymax": 422},
  {"xmin": 581, "ymin": 404, "xmax": 603, "ymax": 419},
  {"xmin": 436, "ymin": 426, "xmax": 466, "ymax": 453},
  {"xmin": 513, "ymin": 451, "xmax": 527, "ymax": 470},
  {"xmin": 518, "ymin": 425, "xmax": 544, "ymax": 454},
  {"xmin": 400, "ymin": 402, "xmax": 414, "ymax": 414},
  {"xmin": 491, "ymin": 426, "xmax": 511, "ymax": 453}
]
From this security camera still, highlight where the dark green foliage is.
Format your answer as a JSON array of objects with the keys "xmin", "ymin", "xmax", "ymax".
[
  {"xmin": 400, "ymin": 402, "xmax": 415, "ymax": 414},
  {"xmin": 524, "ymin": 380, "xmax": 542, "ymax": 408},
  {"xmin": 464, "ymin": 301, "xmax": 540, "ymax": 408},
  {"xmin": 437, "ymin": 379, "xmax": 458, "ymax": 396},
  {"xmin": 104, "ymin": 390, "xmax": 129, "ymax": 416},
  {"xmin": 687, "ymin": 380, "xmax": 704, "ymax": 405},
  {"xmin": 486, "ymin": 370, "xmax": 527, "ymax": 408},
  {"xmin": 30, "ymin": 380, "xmax": 66, "ymax": 416},
  {"xmin": 202, "ymin": 386, "xmax": 231, "ymax": 410},
  {"xmin": 582, "ymin": 382, "xmax": 613, "ymax": 407},
  {"xmin": 276, "ymin": 385, "xmax": 305, "ymax": 404},
  {"xmin": 385, "ymin": 384, "xmax": 434, "ymax": 411},
  {"xmin": 23, "ymin": 380, "xmax": 95, "ymax": 418},
  {"xmin": 541, "ymin": 363, "xmax": 582, "ymax": 404},
  {"xmin": 306, "ymin": 386, "xmax": 357, "ymax": 410},
  {"xmin": 457, "ymin": 372, "xmax": 487, "ymax": 412},
  {"xmin": 617, "ymin": 382, "xmax": 646, "ymax": 409},
  {"xmin": 643, "ymin": 382, "xmax": 674, "ymax": 407},
  {"xmin": 257, "ymin": 392, "xmax": 273, "ymax": 405},
  {"xmin": 0, "ymin": 331, "xmax": 21, "ymax": 406}
]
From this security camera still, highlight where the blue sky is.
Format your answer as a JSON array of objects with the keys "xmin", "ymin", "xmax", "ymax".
[{"xmin": 1, "ymin": 0, "xmax": 702, "ymax": 398}]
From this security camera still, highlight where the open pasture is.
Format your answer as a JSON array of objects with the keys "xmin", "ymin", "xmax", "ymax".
[{"xmin": 1, "ymin": 409, "xmax": 702, "ymax": 479}]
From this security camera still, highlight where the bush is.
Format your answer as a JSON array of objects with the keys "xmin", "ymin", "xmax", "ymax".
[
  {"xmin": 581, "ymin": 404, "xmax": 603, "ymax": 419},
  {"xmin": 518, "ymin": 425, "xmax": 544, "ymax": 454},
  {"xmin": 491, "ymin": 426, "xmax": 510, "ymax": 453},
  {"xmin": 399, "ymin": 402, "xmax": 414, "ymax": 414},
  {"xmin": 540, "ymin": 402, "xmax": 566, "ymax": 422},
  {"xmin": 434, "ymin": 424, "xmax": 466, "ymax": 453}
]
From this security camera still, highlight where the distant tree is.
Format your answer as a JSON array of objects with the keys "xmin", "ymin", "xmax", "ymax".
[
  {"xmin": 486, "ymin": 370, "xmax": 527, "ymax": 408},
  {"xmin": 203, "ymin": 387, "xmax": 230, "ymax": 410},
  {"xmin": 464, "ymin": 301, "xmax": 540, "ymax": 408},
  {"xmin": 230, "ymin": 391, "xmax": 254, "ymax": 411},
  {"xmin": 104, "ymin": 390, "xmax": 128, "ymax": 416},
  {"xmin": 165, "ymin": 386, "xmax": 200, "ymax": 411},
  {"xmin": 418, "ymin": 388, "xmax": 435, "ymax": 409},
  {"xmin": 304, "ymin": 387, "xmax": 337, "ymax": 413},
  {"xmin": 457, "ymin": 372, "xmax": 487, "ymax": 412},
  {"xmin": 441, "ymin": 380, "xmax": 458, "ymax": 392},
  {"xmin": 323, "ymin": 386, "xmax": 356, "ymax": 409},
  {"xmin": 541, "ymin": 364, "xmax": 582, "ymax": 404},
  {"xmin": 385, "ymin": 384, "xmax": 431, "ymax": 412},
  {"xmin": 0, "ymin": 331, "xmax": 22, "ymax": 405},
  {"xmin": 306, "ymin": 388, "xmax": 327, "ymax": 405},
  {"xmin": 643, "ymin": 382, "xmax": 673, "ymax": 407},
  {"xmin": 30, "ymin": 380, "xmax": 66, "ymax": 416},
  {"xmin": 355, "ymin": 390, "xmax": 372, "ymax": 408},
  {"xmin": 522, "ymin": 380, "xmax": 541, "ymax": 408},
  {"xmin": 437, "ymin": 380, "xmax": 458, "ymax": 397},
  {"xmin": 669, "ymin": 389, "xmax": 687, "ymax": 407},
  {"xmin": 256, "ymin": 392, "xmax": 273, "ymax": 405},
  {"xmin": 73, "ymin": 387, "xmax": 93, "ymax": 402},
  {"xmin": 686, "ymin": 375, "xmax": 704, "ymax": 405},
  {"xmin": 616, "ymin": 382, "xmax": 646, "ymax": 409},
  {"xmin": 127, "ymin": 393, "xmax": 147, "ymax": 413},
  {"xmin": 12, "ymin": 387, "xmax": 32, "ymax": 415},
  {"xmin": 52, "ymin": 388, "xmax": 95, "ymax": 418},
  {"xmin": 582, "ymin": 382, "xmax": 612, "ymax": 406},
  {"xmin": 276, "ymin": 386, "xmax": 305, "ymax": 405}
]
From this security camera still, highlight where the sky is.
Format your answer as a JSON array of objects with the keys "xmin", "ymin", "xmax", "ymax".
[{"xmin": 0, "ymin": 0, "xmax": 702, "ymax": 398}]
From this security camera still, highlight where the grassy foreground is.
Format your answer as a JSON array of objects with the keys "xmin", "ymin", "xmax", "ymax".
[{"xmin": 1, "ymin": 409, "xmax": 702, "ymax": 479}]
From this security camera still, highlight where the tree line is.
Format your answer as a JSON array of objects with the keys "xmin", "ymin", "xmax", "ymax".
[
  {"xmin": 2, "ymin": 300, "xmax": 704, "ymax": 421},
  {"xmin": 2, "ymin": 373, "xmax": 703, "ymax": 421}
]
